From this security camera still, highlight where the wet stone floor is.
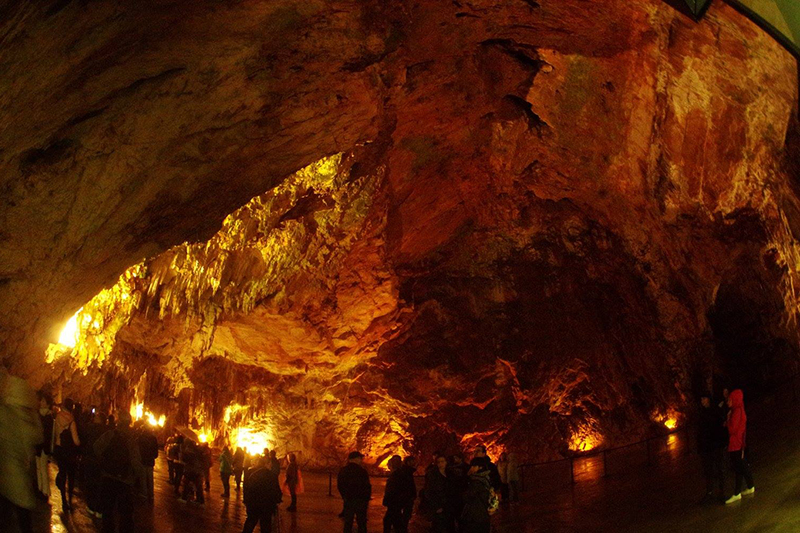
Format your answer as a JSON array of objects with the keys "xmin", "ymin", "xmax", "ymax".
[{"xmin": 27, "ymin": 393, "xmax": 800, "ymax": 532}]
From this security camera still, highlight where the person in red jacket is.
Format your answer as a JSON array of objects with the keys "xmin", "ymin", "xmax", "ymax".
[{"xmin": 724, "ymin": 389, "xmax": 755, "ymax": 504}]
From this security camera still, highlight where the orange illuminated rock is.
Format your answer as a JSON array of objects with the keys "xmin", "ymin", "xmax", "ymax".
[{"xmin": 2, "ymin": 1, "xmax": 799, "ymax": 465}]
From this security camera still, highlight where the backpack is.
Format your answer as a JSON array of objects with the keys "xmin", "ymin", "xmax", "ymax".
[
  {"xmin": 487, "ymin": 487, "xmax": 500, "ymax": 515},
  {"xmin": 59, "ymin": 421, "xmax": 76, "ymax": 449},
  {"xmin": 101, "ymin": 430, "xmax": 132, "ymax": 481}
]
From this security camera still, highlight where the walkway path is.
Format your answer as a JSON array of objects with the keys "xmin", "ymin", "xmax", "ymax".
[{"xmin": 32, "ymin": 392, "xmax": 800, "ymax": 532}]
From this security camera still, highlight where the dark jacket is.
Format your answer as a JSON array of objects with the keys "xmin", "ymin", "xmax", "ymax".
[
  {"xmin": 243, "ymin": 466, "xmax": 282, "ymax": 510},
  {"xmin": 383, "ymin": 468, "xmax": 415, "ymax": 508},
  {"xmin": 698, "ymin": 404, "xmax": 727, "ymax": 453},
  {"xmin": 38, "ymin": 412, "xmax": 54, "ymax": 455},
  {"xmin": 470, "ymin": 456, "xmax": 500, "ymax": 489},
  {"xmin": 461, "ymin": 471, "xmax": 492, "ymax": 525},
  {"xmin": 400, "ymin": 465, "xmax": 417, "ymax": 503},
  {"xmin": 337, "ymin": 462, "xmax": 371, "ymax": 501},
  {"xmin": 93, "ymin": 427, "xmax": 143, "ymax": 487},
  {"xmin": 423, "ymin": 466, "xmax": 448, "ymax": 513},
  {"xmin": 138, "ymin": 431, "xmax": 159, "ymax": 467},
  {"xmin": 270, "ymin": 457, "xmax": 280, "ymax": 476},
  {"xmin": 286, "ymin": 462, "xmax": 299, "ymax": 486},
  {"xmin": 182, "ymin": 442, "xmax": 203, "ymax": 475},
  {"xmin": 233, "ymin": 449, "xmax": 245, "ymax": 470}
]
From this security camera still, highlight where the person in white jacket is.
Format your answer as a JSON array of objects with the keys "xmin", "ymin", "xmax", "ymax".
[{"xmin": 0, "ymin": 368, "xmax": 43, "ymax": 532}]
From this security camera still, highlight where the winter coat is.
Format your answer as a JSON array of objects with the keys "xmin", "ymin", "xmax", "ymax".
[
  {"xmin": 243, "ymin": 466, "xmax": 282, "ymax": 510},
  {"xmin": 337, "ymin": 462, "xmax": 372, "ymax": 501},
  {"xmin": 181, "ymin": 442, "xmax": 203, "ymax": 475},
  {"xmin": 286, "ymin": 462, "xmax": 299, "ymax": 487},
  {"xmin": 94, "ymin": 426, "xmax": 144, "ymax": 487},
  {"xmin": 470, "ymin": 456, "xmax": 501, "ymax": 489},
  {"xmin": 726, "ymin": 389, "xmax": 747, "ymax": 452},
  {"xmin": 698, "ymin": 404, "xmax": 727, "ymax": 453},
  {"xmin": 52, "ymin": 410, "xmax": 80, "ymax": 457},
  {"xmin": 138, "ymin": 431, "xmax": 159, "ymax": 468},
  {"xmin": 281, "ymin": 462, "xmax": 304, "ymax": 494},
  {"xmin": 37, "ymin": 410, "xmax": 54, "ymax": 455},
  {"xmin": 423, "ymin": 466, "xmax": 448, "ymax": 513},
  {"xmin": 383, "ymin": 468, "xmax": 414, "ymax": 508},
  {"xmin": 461, "ymin": 471, "xmax": 492, "ymax": 525},
  {"xmin": 0, "ymin": 372, "xmax": 43, "ymax": 510},
  {"xmin": 233, "ymin": 449, "xmax": 245, "ymax": 471},
  {"xmin": 270, "ymin": 456, "xmax": 280, "ymax": 476},
  {"xmin": 220, "ymin": 450, "xmax": 234, "ymax": 475},
  {"xmin": 201, "ymin": 445, "xmax": 213, "ymax": 470}
]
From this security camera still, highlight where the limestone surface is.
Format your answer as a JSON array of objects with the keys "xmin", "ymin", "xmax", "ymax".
[{"xmin": 2, "ymin": 0, "xmax": 799, "ymax": 465}]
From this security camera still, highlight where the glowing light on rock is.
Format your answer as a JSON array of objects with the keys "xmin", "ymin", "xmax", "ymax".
[
  {"xmin": 146, "ymin": 412, "xmax": 165, "ymax": 427},
  {"xmin": 653, "ymin": 408, "xmax": 681, "ymax": 431},
  {"xmin": 568, "ymin": 425, "xmax": 602, "ymax": 452},
  {"xmin": 130, "ymin": 401, "xmax": 165, "ymax": 428},
  {"xmin": 233, "ymin": 426, "xmax": 271, "ymax": 455},
  {"xmin": 199, "ymin": 432, "xmax": 209, "ymax": 443},
  {"xmin": 58, "ymin": 308, "xmax": 82, "ymax": 347},
  {"xmin": 130, "ymin": 402, "xmax": 144, "ymax": 421}
]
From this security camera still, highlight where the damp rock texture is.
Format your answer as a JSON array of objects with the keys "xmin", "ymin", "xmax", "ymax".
[{"xmin": 2, "ymin": 0, "xmax": 800, "ymax": 464}]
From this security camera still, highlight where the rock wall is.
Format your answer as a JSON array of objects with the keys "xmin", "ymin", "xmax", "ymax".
[{"xmin": 2, "ymin": 0, "xmax": 799, "ymax": 465}]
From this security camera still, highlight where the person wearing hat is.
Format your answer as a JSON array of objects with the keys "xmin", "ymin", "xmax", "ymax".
[{"xmin": 337, "ymin": 451, "xmax": 371, "ymax": 533}]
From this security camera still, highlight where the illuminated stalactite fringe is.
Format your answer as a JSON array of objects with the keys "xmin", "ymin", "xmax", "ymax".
[{"xmin": 47, "ymin": 150, "xmax": 414, "ymax": 466}]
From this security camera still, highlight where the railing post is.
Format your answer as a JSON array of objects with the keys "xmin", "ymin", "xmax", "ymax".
[
  {"xmin": 570, "ymin": 458, "xmax": 575, "ymax": 484},
  {"xmin": 602, "ymin": 450, "xmax": 608, "ymax": 477}
]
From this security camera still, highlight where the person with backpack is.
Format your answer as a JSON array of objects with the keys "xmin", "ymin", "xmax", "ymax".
[
  {"xmin": 242, "ymin": 456, "xmax": 283, "ymax": 533},
  {"xmin": 470, "ymin": 446, "xmax": 500, "ymax": 491},
  {"xmin": 93, "ymin": 411, "xmax": 143, "ymax": 533},
  {"xmin": 220, "ymin": 446, "xmax": 234, "ymax": 498},
  {"xmin": 137, "ymin": 424, "xmax": 159, "ymax": 502},
  {"xmin": 460, "ymin": 461, "xmax": 495, "ymax": 533},
  {"xmin": 53, "ymin": 397, "xmax": 81, "ymax": 511}
]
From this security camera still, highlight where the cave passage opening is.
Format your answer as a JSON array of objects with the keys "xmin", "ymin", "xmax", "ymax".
[{"xmin": 41, "ymin": 150, "xmax": 412, "ymax": 470}]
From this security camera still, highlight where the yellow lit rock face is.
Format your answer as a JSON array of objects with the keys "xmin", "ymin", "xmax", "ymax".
[
  {"xmin": 51, "ymin": 151, "xmax": 411, "ymax": 466},
  {"xmin": 4, "ymin": 0, "xmax": 800, "ymax": 466}
]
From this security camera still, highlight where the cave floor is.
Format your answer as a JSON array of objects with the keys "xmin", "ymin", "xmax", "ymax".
[{"xmin": 35, "ymin": 392, "xmax": 800, "ymax": 532}]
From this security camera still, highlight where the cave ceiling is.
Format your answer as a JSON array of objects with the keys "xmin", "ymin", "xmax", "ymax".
[{"xmin": 2, "ymin": 0, "xmax": 800, "ymax": 465}]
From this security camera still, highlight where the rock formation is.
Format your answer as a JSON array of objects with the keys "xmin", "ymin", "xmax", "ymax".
[{"xmin": 2, "ymin": 0, "xmax": 799, "ymax": 465}]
